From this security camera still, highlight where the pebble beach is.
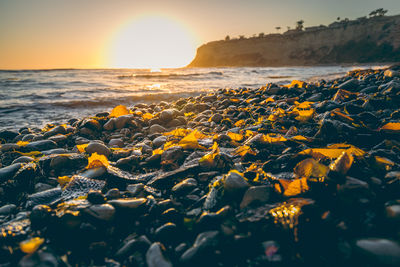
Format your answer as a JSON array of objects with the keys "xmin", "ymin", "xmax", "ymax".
[{"xmin": 0, "ymin": 65, "xmax": 400, "ymax": 266}]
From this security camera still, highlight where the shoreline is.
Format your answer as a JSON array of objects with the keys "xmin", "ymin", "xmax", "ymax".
[
  {"xmin": 0, "ymin": 61, "xmax": 396, "ymax": 71},
  {"xmin": 0, "ymin": 65, "xmax": 400, "ymax": 266}
]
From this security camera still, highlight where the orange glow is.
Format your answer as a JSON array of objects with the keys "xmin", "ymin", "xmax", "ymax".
[{"xmin": 108, "ymin": 15, "xmax": 197, "ymax": 69}]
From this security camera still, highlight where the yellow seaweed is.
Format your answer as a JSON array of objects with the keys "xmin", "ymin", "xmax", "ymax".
[
  {"xmin": 86, "ymin": 152, "xmax": 109, "ymax": 169},
  {"xmin": 110, "ymin": 105, "xmax": 129, "ymax": 117},
  {"xmin": 20, "ymin": 237, "xmax": 44, "ymax": 254}
]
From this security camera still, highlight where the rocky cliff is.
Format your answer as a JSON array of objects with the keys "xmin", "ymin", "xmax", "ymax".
[{"xmin": 188, "ymin": 15, "xmax": 400, "ymax": 67}]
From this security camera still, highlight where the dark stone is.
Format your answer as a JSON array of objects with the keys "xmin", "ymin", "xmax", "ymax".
[
  {"xmin": 29, "ymin": 205, "xmax": 52, "ymax": 229},
  {"xmin": 240, "ymin": 185, "xmax": 271, "ymax": 209},
  {"xmin": 146, "ymin": 242, "xmax": 172, "ymax": 267},
  {"xmin": 171, "ymin": 178, "xmax": 197, "ymax": 196},
  {"xmin": 24, "ymin": 140, "xmax": 57, "ymax": 151},
  {"xmin": 87, "ymin": 190, "xmax": 106, "ymax": 204},
  {"xmin": 154, "ymin": 222, "xmax": 179, "ymax": 245},
  {"xmin": 0, "ymin": 163, "xmax": 23, "ymax": 182},
  {"xmin": 83, "ymin": 204, "xmax": 115, "ymax": 222},
  {"xmin": 0, "ymin": 204, "xmax": 17, "ymax": 216},
  {"xmin": 180, "ymin": 231, "xmax": 219, "ymax": 264},
  {"xmin": 0, "ymin": 130, "xmax": 19, "ymax": 141},
  {"xmin": 354, "ymin": 238, "xmax": 400, "ymax": 266},
  {"xmin": 223, "ymin": 171, "xmax": 250, "ymax": 195},
  {"xmin": 26, "ymin": 188, "xmax": 62, "ymax": 209}
]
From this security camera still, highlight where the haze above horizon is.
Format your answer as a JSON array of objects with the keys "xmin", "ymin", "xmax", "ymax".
[{"xmin": 1, "ymin": 0, "xmax": 399, "ymax": 69}]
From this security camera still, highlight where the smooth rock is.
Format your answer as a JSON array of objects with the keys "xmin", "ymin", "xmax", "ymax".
[
  {"xmin": 154, "ymin": 223, "xmax": 178, "ymax": 244},
  {"xmin": 29, "ymin": 205, "xmax": 52, "ymax": 229},
  {"xmin": 149, "ymin": 124, "xmax": 166, "ymax": 134},
  {"xmin": 146, "ymin": 242, "xmax": 172, "ymax": 267},
  {"xmin": 83, "ymin": 204, "xmax": 115, "ymax": 222},
  {"xmin": 108, "ymin": 198, "xmax": 147, "ymax": 210},
  {"xmin": 152, "ymin": 136, "xmax": 167, "ymax": 148},
  {"xmin": 0, "ymin": 204, "xmax": 17, "ymax": 216},
  {"xmin": 103, "ymin": 118, "xmax": 115, "ymax": 131},
  {"xmin": 108, "ymin": 138, "xmax": 124, "ymax": 148},
  {"xmin": 43, "ymin": 125, "xmax": 66, "ymax": 138},
  {"xmin": 172, "ymin": 178, "xmax": 198, "ymax": 196},
  {"xmin": 87, "ymin": 190, "xmax": 106, "ymax": 204},
  {"xmin": 0, "ymin": 163, "xmax": 23, "ymax": 182},
  {"xmin": 12, "ymin": 155, "xmax": 34, "ymax": 164},
  {"xmin": 85, "ymin": 142, "xmax": 111, "ymax": 157},
  {"xmin": 210, "ymin": 113, "xmax": 223, "ymax": 123},
  {"xmin": 25, "ymin": 140, "xmax": 57, "ymax": 151},
  {"xmin": 223, "ymin": 171, "xmax": 250, "ymax": 195},
  {"xmin": 180, "ymin": 231, "xmax": 219, "ymax": 264},
  {"xmin": 354, "ymin": 238, "xmax": 400, "ymax": 266},
  {"xmin": 240, "ymin": 185, "xmax": 271, "ymax": 209},
  {"xmin": 26, "ymin": 188, "xmax": 62, "ymax": 209},
  {"xmin": 115, "ymin": 115, "xmax": 132, "ymax": 129},
  {"xmin": 0, "ymin": 130, "xmax": 19, "ymax": 141}
]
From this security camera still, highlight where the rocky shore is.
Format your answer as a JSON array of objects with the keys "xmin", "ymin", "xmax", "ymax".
[{"xmin": 0, "ymin": 66, "xmax": 400, "ymax": 266}]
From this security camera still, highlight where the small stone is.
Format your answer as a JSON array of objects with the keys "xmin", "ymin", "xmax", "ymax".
[
  {"xmin": 0, "ymin": 163, "xmax": 23, "ymax": 182},
  {"xmin": 161, "ymin": 146, "xmax": 185, "ymax": 166},
  {"xmin": 240, "ymin": 185, "xmax": 271, "ymax": 209},
  {"xmin": 105, "ymin": 188, "xmax": 120, "ymax": 200},
  {"xmin": 152, "ymin": 136, "xmax": 167, "ymax": 148},
  {"xmin": 24, "ymin": 140, "xmax": 57, "ymax": 151},
  {"xmin": 85, "ymin": 142, "xmax": 111, "ymax": 157},
  {"xmin": 83, "ymin": 204, "xmax": 115, "ymax": 222},
  {"xmin": 149, "ymin": 124, "xmax": 166, "ymax": 134},
  {"xmin": 354, "ymin": 238, "xmax": 400, "ymax": 266},
  {"xmin": 34, "ymin": 183, "xmax": 54, "ymax": 193},
  {"xmin": 108, "ymin": 138, "xmax": 124, "ymax": 148},
  {"xmin": 0, "ymin": 129, "xmax": 19, "ymax": 141},
  {"xmin": 180, "ymin": 231, "xmax": 219, "ymax": 264},
  {"xmin": 385, "ymin": 203, "xmax": 400, "ymax": 221},
  {"xmin": 126, "ymin": 184, "xmax": 145, "ymax": 197},
  {"xmin": 87, "ymin": 190, "xmax": 106, "ymax": 204},
  {"xmin": 29, "ymin": 205, "xmax": 52, "ymax": 229},
  {"xmin": 223, "ymin": 171, "xmax": 250, "ymax": 195},
  {"xmin": 338, "ymin": 78, "xmax": 359, "ymax": 91},
  {"xmin": 103, "ymin": 118, "xmax": 115, "ymax": 131},
  {"xmin": 43, "ymin": 125, "xmax": 66, "ymax": 138},
  {"xmin": 166, "ymin": 119, "xmax": 183, "ymax": 128},
  {"xmin": 18, "ymin": 250, "xmax": 62, "ymax": 267},
  {"xmin": 0, "ymin": 204, "xmax": 17, "ymax": 216},
  {"xmin": 210, "ymin": 113, "xmax": 223, "ymax": 123},
  {"xmin": 146, "ymin": 242, "xmax": 172, "ymax": 267},
  {"xmin": 154, "ymin": 223, "xmax": 179, "ymax": 244},
  {"xmin": 172, "ymin": 178, "xmax": 198, "ymax": 196},
  {"xmin": 108, "ymin": 198, "xmax": 147, "ymax": 210},
  {"xmin": 115, "ymin": 235, "xmax": 151, "ymax": 260},
  {"xmin": 26, "ymin": 188, "xmax": 62, "ymax": 209},
  {"xmin": 115, "ymin": 115, "xmax": 132, "ymax": 129},
  {"xmin": 160, "ymin": 109, "xmax": 175, "ymax": 122}
]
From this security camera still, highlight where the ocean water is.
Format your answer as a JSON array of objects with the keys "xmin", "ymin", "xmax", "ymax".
[{"xmin": 0, "ymin": 65, "xmax": 387, "ymax": 130}]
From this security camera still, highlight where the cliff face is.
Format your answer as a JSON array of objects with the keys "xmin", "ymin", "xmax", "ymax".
[{"xmin": 188, "ymin": 15, "xmax": 400, "ymax": 67}]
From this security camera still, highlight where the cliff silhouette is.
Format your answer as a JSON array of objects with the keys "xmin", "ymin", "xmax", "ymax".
[{"xmin": 188, "ymin": 14, "xmax": 400, "ymax": 67}]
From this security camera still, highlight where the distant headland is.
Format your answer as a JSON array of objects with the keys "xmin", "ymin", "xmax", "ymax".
[{"xmin": 188, "ymin": 10, "xmax": 400, "ymax": 67}]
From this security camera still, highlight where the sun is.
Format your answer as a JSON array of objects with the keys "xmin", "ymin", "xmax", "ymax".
[{"xmin": 108, "ymin": 16, "xmax": 197, "ymax": 69}]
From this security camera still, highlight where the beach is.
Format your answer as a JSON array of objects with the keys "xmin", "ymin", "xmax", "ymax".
[
  {"xmin": 0, "ymin": 65, "xmax": 400, "ymax": 266},
  {"xmin": 0, "ymin": 65, "xmax": 388, "ymax": 130}
]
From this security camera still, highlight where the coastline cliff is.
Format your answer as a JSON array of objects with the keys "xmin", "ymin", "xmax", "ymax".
[{"xmin": 188, "ymin": 15, "xmax": 400, "ymax": 67}]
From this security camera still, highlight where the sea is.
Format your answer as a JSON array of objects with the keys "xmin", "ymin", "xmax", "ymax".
[{"xmin": 0, "ymin": 65, "xmax": 388, "ymax": 131}]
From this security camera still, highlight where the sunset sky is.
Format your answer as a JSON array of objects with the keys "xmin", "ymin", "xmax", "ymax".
[{"xmin": 1, "ymin": 0, "xmax": 399, "ymax": 69}]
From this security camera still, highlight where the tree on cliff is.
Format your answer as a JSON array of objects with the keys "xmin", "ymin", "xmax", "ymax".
[
  {"xmin": 275, "ymin": 26, "xmax": 281, "ymax": 33},
  {"xmin": 369, "ymin": 8, "xmax": 388, "ymax": 17},
  {"xmin": 225, "ymin": 35, "xmax": 230, "ymax": 41},
  {"xmin": 296, "ymin": 20, "xmax": 304, "ymax": 31}
]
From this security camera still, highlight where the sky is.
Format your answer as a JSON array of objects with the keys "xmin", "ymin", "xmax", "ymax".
[{"xmin": 0, "ymin": 0, "xmax": 399, "ymax": 69}]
